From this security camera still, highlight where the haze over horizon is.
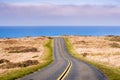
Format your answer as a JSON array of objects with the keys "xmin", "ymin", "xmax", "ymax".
[{"xmin": 0, "ymin": 0, "xmax": 120, "ymax": 26}]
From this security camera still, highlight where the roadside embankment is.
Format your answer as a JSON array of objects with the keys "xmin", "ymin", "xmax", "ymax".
[
  {"xmin": 0, "ymin": 37, "xmax": 53, "ymax": 80},
  {"xmin": 64, "ymin": 36, "xmax": 120, "ymax": 80}
]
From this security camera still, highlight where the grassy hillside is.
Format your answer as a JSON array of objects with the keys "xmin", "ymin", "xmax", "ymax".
[{"xmin": 0, "ymin": 39, "xmax": 53, "ymax": 80}]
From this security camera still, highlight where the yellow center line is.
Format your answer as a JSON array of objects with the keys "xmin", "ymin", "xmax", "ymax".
[
  {"xmin": 57, "ymin": 60, "xmax": 72, "ymax": 80},
  {"xmin": 57, "ymin": 38, "xmax": 72, "ymax": 80}
]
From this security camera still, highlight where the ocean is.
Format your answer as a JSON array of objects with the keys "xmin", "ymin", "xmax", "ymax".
[{"xmin": 0, "ymin": 26, "xmax": 120, "ymax": 38}]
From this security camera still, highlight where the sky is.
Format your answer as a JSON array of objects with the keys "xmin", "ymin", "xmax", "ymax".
[
  {"xmin": 0, "ymin": 0, "xmax": 120, "ymax": 26},
  {"xmin": 0, "ymin": 0, "xmax": 120, "ymax": 5}
]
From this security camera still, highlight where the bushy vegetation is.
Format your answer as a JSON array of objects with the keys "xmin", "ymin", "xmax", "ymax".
[
  {"xmin": 73, "ymin": 40, "xmax": 86, "ymax": 44},
  {"xmin": 0, "ymin": 59, "xmax": 10, "ymax": 64},
  {"xmin": 106, "ymin": 35, "xmax": 120, "ymax": 42},
  {"xmin": 110, "ymin": 42, "xmax": 120, "ymax": 48},
  {"xmin": 4, "ymin": 46, "xmax": 38, "ymax": 53},
  {"xmin": 0, "ymin": 40, "xmax": 18, "ymax": 44},
  {"xmin": 0, "ymin": 60, "xmax": 39, "ymax": 69},
  {"xmin": 32, "ymin": 55, "xmax": 39, "ymax": 58},
  {"xmin": 65, "ymin": 37, "xmax": 120, "ymax": 80}
]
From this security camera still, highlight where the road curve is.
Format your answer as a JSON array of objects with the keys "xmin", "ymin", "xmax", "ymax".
[
  {"xmin": 59, "ymin": 38, "xmax": 108, "ymax": 80},
  {"xmin": 17, "ymin": 38, "xmax": 108, "ymax": 80}
]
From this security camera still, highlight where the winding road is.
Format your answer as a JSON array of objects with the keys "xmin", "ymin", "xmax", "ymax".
[{"xmin": 18, "ymin": 38, "xmax": 108, "ymax": 80}]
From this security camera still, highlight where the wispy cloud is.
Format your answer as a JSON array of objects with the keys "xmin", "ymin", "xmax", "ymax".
[
  {"xmin": 0, "ymin": 0, "xmax": 119, "ymax": 6},
  {"xmin": 0, "ymin": 3, "xmax": 120, "ymax": 26}
]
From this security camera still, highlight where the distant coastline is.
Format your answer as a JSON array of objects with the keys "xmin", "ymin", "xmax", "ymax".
[{"xmin": 0, "ymin": 26, "xmax": 120, "ymax": 38}]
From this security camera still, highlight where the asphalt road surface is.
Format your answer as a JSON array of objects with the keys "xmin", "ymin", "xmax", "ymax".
[{"xmin": 17, "ymin": 38, "xmax": 108, "ymax": 80}]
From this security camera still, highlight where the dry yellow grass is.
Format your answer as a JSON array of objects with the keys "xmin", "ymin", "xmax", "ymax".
[
  {"xmin": 67, "ymin": 36, "xmax": 120, "ymax": 67},
  {"xmin": 0, "ymin": 36, "xmax": 49, "ymax": 74}
]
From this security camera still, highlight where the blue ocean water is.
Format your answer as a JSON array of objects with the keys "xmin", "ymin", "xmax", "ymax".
[{"xmin": 0, "ymin": 26, "xmax": 120, "ymax": 38}]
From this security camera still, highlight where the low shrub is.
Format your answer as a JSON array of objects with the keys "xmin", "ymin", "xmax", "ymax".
[
  {"xmin": 73, "ymin": 40, "xmax": 86, "ymax": 44},
  {"xmin": 110, "ymin": 42, "xmax": 120, "ymax": 48},
  {"xmin": 0, "ymin": 60, "xmax": 39, "ymax": 69},
  {"xmin": 82, "ymin": 53, "xmax": 88, "ymax": 57},
  {"xmin": 0, "ymin": 40, "xmax": 18, "ymax": 44},
  {"xmin": 4, "ymin": 46, "xmax": 38, "ymax": 53},
  {"xmin": 0, "ymin": 59, "xmax": 10, "ymax": 64},
  {"xmin": 106, "ymin": 36, "xmax": 120, "ymax": 42},
  {"xmin": 32, "ymin": 55, "xmax": 39, "ymax": 58}
]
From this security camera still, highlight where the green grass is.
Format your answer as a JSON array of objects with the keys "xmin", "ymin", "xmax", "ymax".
[
  {"xmin": 64, "ymin": 37, "xmax": 120, "ymax": 80},
  {"xmin": 0, "ymin": 39, "xmax": 53, "ymax": 80}
]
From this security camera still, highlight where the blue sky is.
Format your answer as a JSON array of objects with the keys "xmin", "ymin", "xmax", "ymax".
[{"xmin": 0, "ymin": 0, "xmax": 120, "ymax": 26}]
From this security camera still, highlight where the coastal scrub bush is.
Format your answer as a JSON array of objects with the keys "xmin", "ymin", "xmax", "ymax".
[
  {"xmin": 0, "ymin": 59, "xmax": 10, "ymax": 64},
  {"xmin": 0, "ymin": 60, "xmax": 39, "ymax": 69},
  {"xmin": 106, "ymin": 35, "xmax": 120, "ymax": 42},
  {"xmin": 110, "ymin": 42, "xmax": 120, "ymax": 48},
  {"xmin": 4, "ymin": 46, "xmax": 38, "ymax": 53},
  {"xmin": 73, "ymin": 40, "xmax": 86, "ymax": 44}
]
